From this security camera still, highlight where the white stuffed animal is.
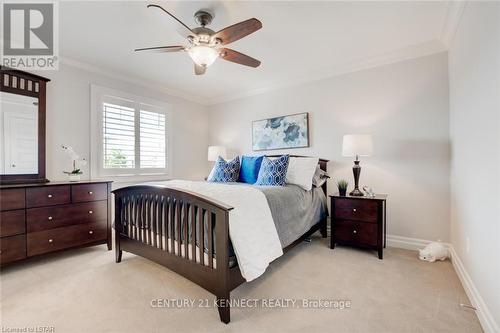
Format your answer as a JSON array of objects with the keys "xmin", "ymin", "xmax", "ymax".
[{"xmin": 418, "ymin": 242, "xmax": 448, "ymax": 262}]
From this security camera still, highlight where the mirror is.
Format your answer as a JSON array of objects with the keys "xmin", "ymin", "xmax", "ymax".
[
  {"xmin": 0, "ymin": 91, "xmax": 39, "ymax": 175},
  {"xmin": 0, "ymin": 66, "xmax": 50, "ymax": 184}
]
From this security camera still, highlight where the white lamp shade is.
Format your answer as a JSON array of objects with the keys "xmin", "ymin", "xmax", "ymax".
[
  {"xmin": 342, "ymin": 135, "xmax": 373, "ymax": 157},
  {"xmin": 208, "ymin": 146, "xmax": 227, "ymax": 161}
]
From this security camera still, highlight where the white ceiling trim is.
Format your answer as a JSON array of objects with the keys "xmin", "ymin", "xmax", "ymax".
[
  {"xmin": 60, "ymin": 57, "xmax": 207, "ymax": 105},
  {"xmin": 61, "ymin": 38, "xmax": 448, "ymax": 107},
  {"xmin": 206, "ymin": 39, "xmax": 447, "ymax": 106},
  {"xmin": 440, "ymin": 1, "xmax": 467, "ymax": 48}
]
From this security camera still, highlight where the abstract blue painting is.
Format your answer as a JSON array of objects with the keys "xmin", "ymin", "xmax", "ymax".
[{"xmin": 252, "ymin": 113, "xmax": 309, "ymax": 151}]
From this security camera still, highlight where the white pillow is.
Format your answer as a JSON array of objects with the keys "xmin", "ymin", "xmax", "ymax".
[{"xmin": 285, "ymin": 157, "xmax": 319, "ymax": 191}]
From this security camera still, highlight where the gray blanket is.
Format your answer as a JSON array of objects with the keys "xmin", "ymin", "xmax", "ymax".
[
  {"xmin": 220, "ymin": 182, "xmax": 327, "ymax": 247},
  {"xmin": 256, "ymin": 184, "xmax": 327, "ymax": 247}
]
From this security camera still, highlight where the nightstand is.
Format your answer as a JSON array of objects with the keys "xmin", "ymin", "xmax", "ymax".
[{"xmin": 330, "ymin": 194, "xmax": 387, "ymax": 259}]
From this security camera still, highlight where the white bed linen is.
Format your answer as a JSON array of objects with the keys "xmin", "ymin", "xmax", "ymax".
[{"xmin": 148, "ymin": 180, "xmax": 283, "ymax": 281}]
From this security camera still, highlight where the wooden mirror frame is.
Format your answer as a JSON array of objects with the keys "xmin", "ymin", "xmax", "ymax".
[{"xmin": 0, "ymin": 66, "xmax": 50, "ymax": 184}]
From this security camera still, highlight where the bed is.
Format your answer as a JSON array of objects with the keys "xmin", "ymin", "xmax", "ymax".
[{"xmin": 112, "ymin": 156, "xmax": 328, "ymax": 323}]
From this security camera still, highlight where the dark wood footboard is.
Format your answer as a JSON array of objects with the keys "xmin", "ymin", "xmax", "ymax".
[
  {"xmin": 112, "ymin": 156, "xmax": 329, "ymax": 324},
  {"xmin": 113, "ymin": 185, "xmax": 242, "ymax": 323}
]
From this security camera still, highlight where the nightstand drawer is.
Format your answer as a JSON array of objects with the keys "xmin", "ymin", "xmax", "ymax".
[
  {"xmin": 334, "ymin": 198, "xmax": 378, "ymax": 223},
  {"xmin": 334, "ymin": 220, "xmax": 377, "ymax": 246}
]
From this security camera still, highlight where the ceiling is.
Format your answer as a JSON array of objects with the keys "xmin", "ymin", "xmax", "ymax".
[{"xmin": 60, "ymin": 1, "xmax": 455, "ymax": 105}]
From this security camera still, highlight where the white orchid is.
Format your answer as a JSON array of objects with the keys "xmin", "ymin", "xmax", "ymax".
[
  {"xmin": 61, "ymin": 145, "xmax": 79, "ymax": 160},
  {"xmin": 61, "ymin": 145, "xmax": 86, "ymax": 175}
]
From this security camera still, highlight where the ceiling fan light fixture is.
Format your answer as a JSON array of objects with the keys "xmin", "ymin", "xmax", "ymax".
[{"xmin": 188, "ymin": 45, "xmax": 218, "ymax": 67}]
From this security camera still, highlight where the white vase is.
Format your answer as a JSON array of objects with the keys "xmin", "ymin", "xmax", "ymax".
[{"xmin": 68, "ymin": 174, "xmax": 81, "ymax": 182}]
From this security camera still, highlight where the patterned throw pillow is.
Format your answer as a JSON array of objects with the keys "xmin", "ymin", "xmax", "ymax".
[
  {"xmin": 208, "ymin": 156, "xmax": 240, "ymax": 182},
  {"xmin": 255, "ymin": 155, "xmax": 290, "ymax": 186}
]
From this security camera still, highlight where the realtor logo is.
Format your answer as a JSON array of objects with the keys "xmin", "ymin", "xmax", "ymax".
[{"xmin": 1, "ymin": 2, "xmax": 59, "ymax": 70}]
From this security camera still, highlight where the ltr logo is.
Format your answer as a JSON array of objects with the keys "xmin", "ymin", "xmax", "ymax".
[{"xmin": 3, "ymin": 3, "xmax": 54, "ymax": 56}]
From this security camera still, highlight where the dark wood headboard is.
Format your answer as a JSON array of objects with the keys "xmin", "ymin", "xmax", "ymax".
[{"xmin": 266, "ymin": 155, "xmax": 329, "ymax": 195}]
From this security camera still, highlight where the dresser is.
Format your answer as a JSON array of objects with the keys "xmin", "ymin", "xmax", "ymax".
[
  {"xmin": 330, "ymin": 194, "xmax": 387, "ymax": 259},
  {"xmin": 0, "ymin": 180, "xmax": 112, "ymax": 265}
]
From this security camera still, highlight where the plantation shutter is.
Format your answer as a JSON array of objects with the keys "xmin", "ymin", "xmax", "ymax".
[
  {"xmin": 139, "ymin": 107, "xmax": 166, "ymax": 169},
  {"xmin": 102, "ymin": 100, "xmax": 135, "ymax": 169}
]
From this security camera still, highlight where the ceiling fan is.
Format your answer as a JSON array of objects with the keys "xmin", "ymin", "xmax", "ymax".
[{"xmin": 135, "ymin": 4, "xmax": 262, "ymax": 75}]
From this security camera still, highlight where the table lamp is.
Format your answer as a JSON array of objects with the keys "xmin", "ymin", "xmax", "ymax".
[
  {"xmin": 208, "ymin": 146, "xmax": 227, "ymax": 162},
  {"xmin": 342, "ymin": 134, "xmax": 373, "ymax": 196}
]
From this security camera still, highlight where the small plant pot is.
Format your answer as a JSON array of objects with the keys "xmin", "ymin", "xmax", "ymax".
[
  {"xmin": 338, "ymin": 188, "xmax": 347, "ymax": 196},
  {"xmin": 68, "ymin": 174, "xmax": 81, "ymax": 182}
]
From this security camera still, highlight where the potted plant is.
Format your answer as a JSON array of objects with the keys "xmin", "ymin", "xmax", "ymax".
[
  {"xmin": 337, "ymin": 179, "xmax": 348, "ymax": 196},
  {"xmin": 61, "ymin": 145, "xmax": 87, "ymax": 182}
]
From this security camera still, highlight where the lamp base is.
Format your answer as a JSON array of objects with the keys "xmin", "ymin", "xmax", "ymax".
[
  {"xmin": 351, "ymin": 160, "xmax": 364, "ymax": 196},
  {"xmin": 349, "ymin": 188, "xmax": 364, "ymax": 196}
]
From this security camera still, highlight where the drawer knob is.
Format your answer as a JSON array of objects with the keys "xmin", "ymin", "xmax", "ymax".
[
  {"xmin": 353, "ymin": 230, "xmax": 357, "ymax": 234},
  {"xmin": 89, "ymin": 230, "xmax": 94, "ymax": 234},
  {"xmin": 48, "ymin": 216, "xmax": 53, "ymax": 221},
  {"xmin": 353, "ymin": 208, "xmax": 357, "ymax": 212},
  {"xmin": 88, "ymin": 191, "xmax": 93, "ymax": 195},
  {"xmin": 47, "ymin": 194, "xmax": 53, "ymax": 198},
  {"xmin": 88, "ymin": 210, "xmax": 93, "ymax": 214},
  {"xmin": 48, "ymin": 239, "xmax": 54, "ymax": 243}
]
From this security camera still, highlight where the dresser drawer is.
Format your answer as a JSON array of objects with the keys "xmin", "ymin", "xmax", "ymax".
[
  {"xmin": 27, "ymin": 201, "xmax": 107, "ymax": 232},
  {"xmin": 0, "ymin": 235, "xmax": 27, "ymax": 264},
  {"xmin": 334, "ymin": 198, "xmax": 378, "ymax": 223},
  {"xmin": 26, "ymin": 185, "xmax": 70, "ymax": 208},
  {"xmin": 72, "ymin": 183, "xmax": 108, "ymax": 203},
  {"xmin": 334, "ymin": 220, "xmax": 378, "ymax": 246},
  {"xmin": 27, "ymin": 222, "xmax": 107, "ymax": 256},
  {"xmin": 0, "ymin": 210, "xmax": 26, "ymax": 237},
  {"xmin": 0, "ymin": 188, "xmax": 25, "ymax": 211}
]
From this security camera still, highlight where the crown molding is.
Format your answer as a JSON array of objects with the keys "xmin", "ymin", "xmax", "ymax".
[
  {"xmin": 61, "ymin": 38, "xmax": 447, "ymax": 108},
  {"xmin": 206, "ymin": 39, "xmax": 447, "ymax": 106},
  {"xmin": 440, "ymin": 1, "xmax": 467, "ymax": 48},
  {"xmin": 60, "ymin": 57, "xmax": 208, "ymax": 106}
]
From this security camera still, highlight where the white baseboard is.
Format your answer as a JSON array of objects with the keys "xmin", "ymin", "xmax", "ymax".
[
  {"xmin": 448, "ymin": 247, "xmax": 500, "ymax": 333},
  {"xmin": 387, "ymin": 234, "xmax": 499, "ymax": 332},
  {"xmin": 386, "ymin": 234, "xmax": 436, "ymax": 251}
]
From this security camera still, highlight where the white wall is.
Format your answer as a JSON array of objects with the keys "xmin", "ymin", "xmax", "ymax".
[
  {"xmin": 449, "ymin": 2, "xmax": 500, "ymax": 330},
  {"xmin": 35, "ymin": 63, "xmax": 209, "ymax": 184},
  {"xmin": 208, "ymin": 53, "xmax": 450, "ymax": 242}
]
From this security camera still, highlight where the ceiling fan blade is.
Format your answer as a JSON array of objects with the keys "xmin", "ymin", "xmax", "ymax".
[
  {"xmin": 147, "ymin": 4, "xmax": 195, "ymax": 38},
  {"xmin": 134, "ymin": 46, "xmax": 185, "ymax": 53},
  {"xmin": 219, "ymin": 48, "xmax": 261, "ymax": 68},
  {"xmin": 194, "ymin": 64, "xmax": 206, "ymax": 75},
  {"xmin": 212, "ymin": 18, "xmax": 262, "ymax": 45}
]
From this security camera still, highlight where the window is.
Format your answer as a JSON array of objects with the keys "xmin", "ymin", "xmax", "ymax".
[
  {"xmin": 91, "ymin": 85, "xmax": 171, "ymax": 181},
  {"xmin": 103, "ymin": 102, "xmax": 135, "ymax": 169}
]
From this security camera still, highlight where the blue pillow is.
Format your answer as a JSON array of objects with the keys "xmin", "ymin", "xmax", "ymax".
[
  {"xmin": 239, "ymin": 155, "xmax": 264, "ymax": 184},
  {"xmin": 208, "ymin": 156, "xmax": 240, "ymax": 182},
  {"xmin": 255, "ymin": 155, "xmax": 290, "ymax": 186}
]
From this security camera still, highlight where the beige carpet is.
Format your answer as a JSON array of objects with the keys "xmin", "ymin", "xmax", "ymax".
[{"xmin": 1, "ymin": 235, "xmax": 482, "ymax": 333}]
